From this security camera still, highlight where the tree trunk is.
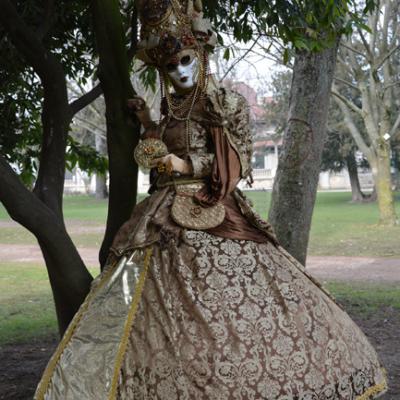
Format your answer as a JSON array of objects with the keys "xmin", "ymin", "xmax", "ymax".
[
  {"xmin": 373, "ymin": 141, "xmax": 398, "ymax": 225},
  {"xmin": 393, "ymin": 147, "xmax": 400, "ymax": 190},
  {"xmin": 345, "ymin": 152, "xmax": 365, "ymax": 202},
  {"xmin": 268, "ymin": 43, "xmax": 339, "ymax": 265},
  {"xmin": 95, "ymin": 134, "xmax": 108, "ymax": 199},
  {"xmin": 0, "ymin": 0, "xmax": 93, "ymax": 334},
  {"xmin": 91, "ymin": 0, "xmax": 141, "ymax": 267},
  {"xmin": 361, "ymin": 186, "xmax": 377, "ymax": 203},
  {"xmin": 369, "ymin": 186, "xmax": 378, "ymax": 202},
  {"xmin": 96, "ymin": 174, "xmax": 108, "ymax": 199},
  {"xmin": 0, "ymin": 157, "xmax": 93, "ymax": 334}
]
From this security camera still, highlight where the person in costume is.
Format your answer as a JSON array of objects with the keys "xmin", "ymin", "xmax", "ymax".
[{"xmin": 35, "ymin": 1, "xmax": 388, "ymax": 399}]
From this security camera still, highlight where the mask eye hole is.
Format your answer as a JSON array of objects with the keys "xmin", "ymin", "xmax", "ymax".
[
  {"xmin": 166, "ymin": 62, "xmax": 177, "ymax": 72},
  {"xmin": 180, "ymin": 55, "xmax": 191, "ymax": 65}
]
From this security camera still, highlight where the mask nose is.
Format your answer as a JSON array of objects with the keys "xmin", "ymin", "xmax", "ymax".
[{"xmin": 176, "ymin": 64, "xmax": 186, "ymax": 76}]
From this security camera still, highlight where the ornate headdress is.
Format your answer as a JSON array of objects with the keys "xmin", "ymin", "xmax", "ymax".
[{"xmin": 136, "ymin": 0, "xmax": 217, "ymax": 67}]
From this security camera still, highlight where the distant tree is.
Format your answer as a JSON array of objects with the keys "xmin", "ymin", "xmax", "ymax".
[
  {"xmin": 321, "ymin": 126, "xmax": 376, "ymax": 203},
  {"xmin": 264, "ymin": 70, "xmax": 292, "ymax": 138},
  {"xmin": 332, "ymin": 0, "xmax": 400, "ymax": 225},
  {"xmin": 68, "ymin": 81, "xmax": 108, "ymax": 199}
]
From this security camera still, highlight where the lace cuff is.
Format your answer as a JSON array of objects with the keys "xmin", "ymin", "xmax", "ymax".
[{"xmin": 188, "ymin": 153, "xmax": 215, "ymax": 178}]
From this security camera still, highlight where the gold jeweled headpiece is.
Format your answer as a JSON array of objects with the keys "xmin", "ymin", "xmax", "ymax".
[{"xmin": 136, "ymin": 0, "xmax": 217, "ymax": 67}]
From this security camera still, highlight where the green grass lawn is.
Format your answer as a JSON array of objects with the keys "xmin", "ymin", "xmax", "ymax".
[
  {"xmin": 0, "ymin": 263, "xmax": 98, "ymax": 345},
  {"xmin": 325, "ymin": 281, "xmax": 400, "ymax": 317},
  {"xmin": 247, "ymin": 191, "xmax": 400, "ymax": 257},
  {"xmin": 0, "ymin": 263, "xmax": 57, "ymax": 345}
]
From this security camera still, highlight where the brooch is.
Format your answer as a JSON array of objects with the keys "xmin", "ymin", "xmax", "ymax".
[{"xmin": 134, "ymin": 138, "xmax": 168, "ymax": 169}]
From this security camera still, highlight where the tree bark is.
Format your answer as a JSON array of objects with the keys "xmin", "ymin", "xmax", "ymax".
[
  {"xmin": 91, "ymin": 0, "xmax": 141, "ymax": 267},
  {"xmin": 95, "ymin": 175, "xmax": 108, "ymax": 199},
  {"xmin": 345, "ymin": 152, "xmax": 379, "ymax": 203},
  {"xmin": 393, "ymin": 148, "xmax": 400, "ymax": 190},
  {"xmin": 373, "ymin": 140, "xmax": 398, "ymax": 225},
  {"xmin": 369, "ymin": 186, "xmax": 378, "ymax": 202},
  {"xmin": 268, "ymin": 43, "xmax": 339, "ymax": 265},
  {"xmin": 345, "ymin": 152, "xmax": 365, "ymax": 202},
  {"xmin": 95, "ymin": 135, "xmax": 108, "ymax": 199}
]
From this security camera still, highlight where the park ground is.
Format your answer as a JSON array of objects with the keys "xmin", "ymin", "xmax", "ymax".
[{"xmin": 0, "ymin": 191, "xmax": 399, "ymax": 399}]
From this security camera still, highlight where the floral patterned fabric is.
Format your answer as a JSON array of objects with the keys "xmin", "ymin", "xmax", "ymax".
[
  {"xmin": 117, "ymin": 231, "xmax": 387, "ymax": 399},
  {"xmin": 188, "ymin": 153, "xmax": 215, "ymax": 178}
]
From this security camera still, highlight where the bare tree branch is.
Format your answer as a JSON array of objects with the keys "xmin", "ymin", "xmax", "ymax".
[
  {"xmin": 381, "ymin": 0, "xmax": 391, "ymax": 49},
  {"xmin": 70, "ymin": 84, "xmax": 103, "ymax": 115},
  {"xmin": 374, "ymin": 44, "xmax": 400, "ymax": 71},
  {"xmin": 359, "ymin": 81, "xmax": 380, "ymax": 142},
  {"xmin": 73, "ymin": 115, "xmax": 106, "ymax": 136},
  {"xmin": 340, "ymin": 40, "xmax": 370, "ymax": 60},
  {"xmin": 333, "ymin": 97, "xmax": 372, "ymax": 160},
  {"xmin": 389, "ymin": 112, "xmax": 400, "ymax": 140},
  {"xmin": 384, "ymin": 80, "xmax": 400, "ymax": 91},
  {"xmin": 340, "ymin": 38, "xmax": 365, "ymax": 78},
  {"xmin": 331, "ymin": 88, "xmax": 363, "ymax": 116},
  {"xmin": 336, "ymin": 55, "xmax": 357, "ymax": 77},
  {"xmin": 220, "ymin": 36, "xmax": 261, "ymax": 82},
  {"xmin": 369, "ymin": 3, "xmax": 380, "ymax": 54},
  {"xmin": 333, "ymin": 77, "xmax": 360, "ymax": 92},
  {"xmin": 389, "ymin": 20, "xmax": 400, "ymax": 48},
  {"xmin": 356, "ymin": 27, "xmax": 374, "ymax": 61}
]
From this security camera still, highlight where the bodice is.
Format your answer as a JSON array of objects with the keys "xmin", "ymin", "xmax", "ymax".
[
  {"xmin": 158, "ymin": 87, "xmax": 254, "ymax": 180},
  {"xmin": 160, "ymin": 98, "xmax": 213, "ymax": 160}
]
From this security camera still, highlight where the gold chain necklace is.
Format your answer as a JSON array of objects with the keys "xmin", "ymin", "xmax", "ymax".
[{"xmin": 162, "ymin": 51, "xmax": 208, "ymax": 152}]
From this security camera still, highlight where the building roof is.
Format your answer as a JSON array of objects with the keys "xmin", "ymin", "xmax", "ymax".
[
  {"xmin": 226, "ymin": 81, "xmax": 268, "ymax": 121},
  {"xmin": 253, "ymin": 139, "xmax": 282, "ymax": 148}
]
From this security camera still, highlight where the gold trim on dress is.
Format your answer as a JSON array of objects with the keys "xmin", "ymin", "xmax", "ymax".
[
  {"xmin": 108, "ymin": 247, "xmax": 153, "ymax": 400},
  {"xmin": 355, "ymin": 367, "xmax": 388, "ymax": 400},
  {"xmin": 34, "ymin": 259, "xmax": 120, "ymax": 400}
]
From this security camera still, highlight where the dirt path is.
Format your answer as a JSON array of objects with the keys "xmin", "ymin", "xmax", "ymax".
[
  {"xmin": 0, "ymin": 220, "xmax": 105, "ymax": 234},
  {"xmin": 1, "ymin": 243, "xmax": 399, "ymax": 282},
  {"xmin": 306, "ymin": 256, "xmax": 400, "ymax": 283},
  {"xmin": 0, "ymin": 244, "xmax": 99, "ymax": 266}
]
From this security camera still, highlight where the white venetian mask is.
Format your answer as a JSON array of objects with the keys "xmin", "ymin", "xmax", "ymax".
[{"xmin": 165, "ymin": 50, "xmax": 199, "ymax": 90}]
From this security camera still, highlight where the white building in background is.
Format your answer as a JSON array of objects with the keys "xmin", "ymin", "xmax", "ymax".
[
  {"xmin": 64, "ymin": 168, "xmax": 95, "ymax": 194},
  {"xmin": 138, "ymin": 168, "xmax": 151, "ymax": 194},
  {"xmin": 67, "ymin": 165, "xmax": 372, "ymax": 195}
]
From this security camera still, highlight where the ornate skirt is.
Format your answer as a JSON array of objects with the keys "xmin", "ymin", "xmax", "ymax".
[{"xmin": 35, "ymin": 231, "xmax": 387, "ymax": 400}]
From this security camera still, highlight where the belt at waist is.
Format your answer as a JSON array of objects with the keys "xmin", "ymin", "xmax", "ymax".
[{"xmin": 156, "ymin": 177, "xmax": 205, "ymax": 189}]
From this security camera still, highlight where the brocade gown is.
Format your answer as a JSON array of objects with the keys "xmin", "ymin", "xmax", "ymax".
[{"xmin": 35, "ymin": 87, "xmax": 388, "ymax": 400}]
